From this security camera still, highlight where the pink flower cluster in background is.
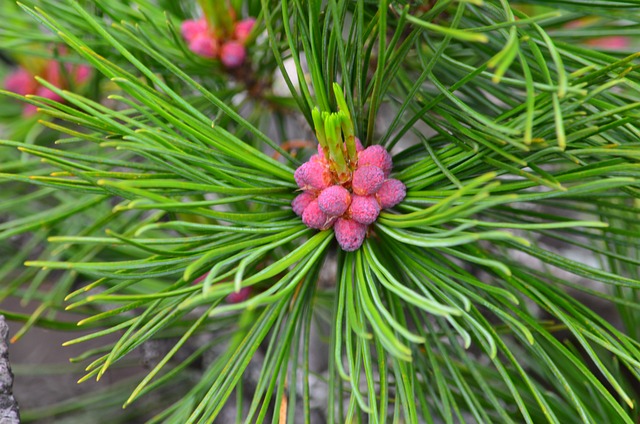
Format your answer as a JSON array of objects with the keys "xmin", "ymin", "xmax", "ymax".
[
  {"xmin": 564, "ymin": 17, "xmax": 630, "ymax": 51},
  {"xmin": 293, "ymin": 141, "xmax": 406, "ymax": 251},
  {"xmin": 585, "ymin": 36, "xmax": 629, "ymax": 50},
  {"xmin": 181, "ymin": 17, "xmax": 255, "ymax": 68},
  {"xmin": 4, "ymin": 60, "xmax": 91, "ymax": 115}
]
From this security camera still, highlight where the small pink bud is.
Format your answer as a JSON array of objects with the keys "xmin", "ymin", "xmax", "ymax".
[
  {"xmin": 292, "ymin": 191, "xmax": 316, "ymax": 216},
  {"xmin": 302, "ymin": 200, "xmax": 332, "ymax": 230},
  {"xmin": 348, "ymin": 195, "xmax": 380, "ymax": 225},
  {"xmin": 181, "ymin": 18, "xmax": 208, "ymax": 40},
  {"xmin": 376, "ymin": 179, "xmax": 406, "ymax": 209},
  {"xmin": 193, "ymin": 273, "xmax": 208, "ymax": 284},
  {"xmin": 317, "ymin": 185, "xmax": 351, "ymax": 217},
  {"xmin": 220, "ymin": 41, "xmax": 247, "ymax": 68},
  {"xmin": 294, "ymin": 161, "xmax": 331, "ymax": 191},
  {"xmin": 334, "ymin": 218, "xmax": 367, "ymax": 251},
  {"xmin": 4, "ymin": 68, "xmax": 36, "ymax": 96},
  {"xmin": 226, "ymin": 287, "xmax": 251, "ymax": 303},
  {"xmin": 189, "ymin": 33, "xmax": 218, "ymax": 58},
  {"xmin": 294, "ymin": 163, "xmax": 307, "ymax": 188},
  {"xmin": 234, "ymin": 18, "xmax": 256, "ymax": 43},
  {"xmin": 352, "ymin": 165, "xmax": 385, "ymax": 196},
  {"xmin": 358, "ymin": 145, "xmax": 392, "ymax": 177}
]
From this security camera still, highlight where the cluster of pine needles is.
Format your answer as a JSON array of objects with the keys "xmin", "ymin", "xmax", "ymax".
[{"xmin": 0, "ymin": 0, "xmax": 640, "ymax": 422}]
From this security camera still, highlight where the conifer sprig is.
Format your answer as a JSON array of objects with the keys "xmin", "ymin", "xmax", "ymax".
[{"xmin": 0, "ymin": 0, "xmax": 639, "ymax": 422}]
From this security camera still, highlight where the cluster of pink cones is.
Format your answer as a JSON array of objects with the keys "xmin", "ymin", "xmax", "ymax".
[
  {"xmin": 4, "ymin": 60, "xmax": 91, "ymax": 116},
  {"xmin": 293, "ymin": 141, "xmax": 406, "ymax": 251},
  {"xmin": 181, "ymin": 17, "xmax": 255, "ymax": 68}
]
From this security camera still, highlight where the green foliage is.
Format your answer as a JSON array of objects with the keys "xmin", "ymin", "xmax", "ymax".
[{"xmin": 1, "ymin": 0, "xmax": 640, "ymax": 422}]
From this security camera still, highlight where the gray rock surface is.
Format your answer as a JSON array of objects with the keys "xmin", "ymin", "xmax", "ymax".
[{"xmin": 0, "ymin": 316, "xmax": 19, "ymax": 424}]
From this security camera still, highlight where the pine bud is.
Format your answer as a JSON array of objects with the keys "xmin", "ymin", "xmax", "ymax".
[
  {"xmin": 334, "ymin": 218, "xmax": 367, "ymax": 251},
  {"xmin": 318, "ymin": 185, "xmax": 351, "ymax": 217},
  {"xmin": 220, "ymin": 41, "xmax": 247, "ymax": 68},
  {"xmin": 234, "ymin": 18, "xmax": 256, "ymax": 43},
  {"xmin": 352, "ymin": 165, "xmax": 385, "ymax": 196},
  {"xmin": 358, "ymin": 145, "xmax": 392, "ymax": 177},
  {"xmin": 294, "ymin": 161, "xmax": 332, "ymax": 191},
  {"xmin": 376, "ymin": 179, "xmax": 406, "ymax": 209},
  {"xmin": 181, "ymin": 18, "xmax": 208, "ymax": 40},
  {"xmin": 226, "ymin": 287, "xmax": 251, "ymax": 303},
  {"xmin": 302, "ymin": 200, "xmax": 332, "ymax": 229},
  {"xmin": 4, "ymin": 69, "xmax": 36, "ymax": 96},
  {"xmin": 292, "ymin": 192, "xmax": 317, "ymax": 216},
  {"xmin": 189, "ymin": 33, "xmax": 218, "ymax": 58},
  {"xmin": 349, "ymin": 195, "xmax": 381, "ymax": 225}
]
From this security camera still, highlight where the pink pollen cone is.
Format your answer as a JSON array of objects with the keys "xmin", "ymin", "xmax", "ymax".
[
  {"xmin": 292, "ymin": 191, "xmax": 316, "ymax": 216},
  {"xmin": 302, "ymin": 200, "xmax": 332, "ymax": 230},
  {"xmin": 181, "ymin": 18, "xmax": 208, "ymax": 40},
  {"xmin": 4, "ymin": 68, "xmax": 36, "ymax": 96},
  {"xmin": 294, "ymin": 161, "xmax": 331, "ymax": 191},
  {"xmin": 234, "ymin": 18, "xmax": 256, "ymax": 44},
  {"xmin": 334, "ymin": 218, "xmax": 367, "ymax": 251},
  {"xmin": 294, "ymin": 163, "xmax": 306, "ymax": 188},
  {"xmin": 349, "ymin": 195, "xmax": 381, "ymax": 225},
  {"xmin": 221, "ymin": 41, "xmax": 247, "ymax": 68},
  {"xmin": 318, "ymin": 185, "xmax": 351, "ymax": 217},
  {"xmin": 226, "ymin": 287, "xmax": 251, "ymax": 303},
  {"xmin": 193, "ymin": 273, "xmax": 208, "ymax": 284},
  {"xmin": 358, "ymin": 145, "xmax": 393, "ymax": 177},
  {"xmin": 189, "ymin": 33, "xmax": 218, "ymax": 58},
  {"xmin": 352, "ymin": 165, "xmax": 385, "ymax": 196},
  {"xmin": 376, "ymin": 179, "xmax": 406, "ymax": 209}
]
